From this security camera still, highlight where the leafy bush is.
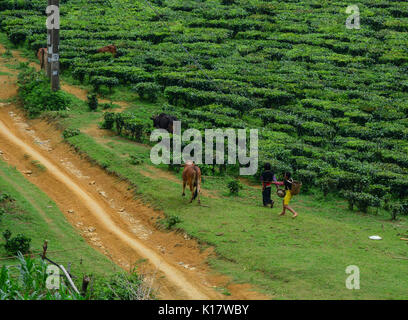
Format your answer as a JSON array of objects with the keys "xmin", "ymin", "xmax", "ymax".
[
  {"xmin": 17, "ymin": 66, "xmax": 71, "ymax": 118},
  {"xmin": 9, "ymin": 29, "xmax": 26, "ymax": 45},
  {"xmin": 227, "ymin": 179, "xmax": 242, "ymax": 195},
  {"xmin": 3, "ymin": 230, "xmax": 31, "ymax": 255},
  {"xmin": 133, "ymin": 82, "xmax": 161, "ymax": 102},
  {"xmin": 342, "ymin": 191, "xmax": 381, "ymax": 213},
  {"xmin": 161, "ymin": 215, "xmax": 182, "ymax": 230},
  {"xmin": 110, "ymin": 112, "xmax": 151, "ymax": 142},
  {"xmin": 101, "ymin": 112, "xmax": 115, "ymax": 129},
  {"xmin": 90, "ymin": 76, "xmax": 119, "ymax": 93},
  {"xmin": 87, "ymin": 93, "xmax": 98, "ymax": 111},
  {"xmin": 0, "ymin": 192, "xmax": 14, "ymax": 203},
  {"xmin": 62, "ymin": 128, "xmax": 80, "ymax": 139}
]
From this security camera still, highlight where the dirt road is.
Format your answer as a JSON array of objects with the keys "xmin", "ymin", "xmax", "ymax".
[
  {"xmin": 0, "ymin": 45, "xmax": 267, "ymax": 300},
  {"xmin": 0, "ymin": 116, "xmax": 211, "ymax": 299}
]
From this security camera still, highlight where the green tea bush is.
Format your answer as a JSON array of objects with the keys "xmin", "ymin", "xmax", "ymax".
[
  {"xmin": 90, "ymin": 76, "xmax": 119, "ymax": 93},
  {"xmin": 133, "ymin": 82, "xmax": 161, "ymax": 102},
  {"xmin": 102, "ymin": 112, "xmax": 115, "ymax": 129},
  {"xmin": 87, "ymin": 93, "xmax": 98, "ymax": 111}
]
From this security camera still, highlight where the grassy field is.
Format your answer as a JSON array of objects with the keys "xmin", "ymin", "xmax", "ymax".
[{"xmin": 0, "ymin": 159, "xmax": 119, "ymax": 278}]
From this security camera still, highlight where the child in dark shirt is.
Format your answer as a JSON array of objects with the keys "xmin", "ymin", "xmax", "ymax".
[{"xmin": 260, "ymin": 162, "xmax": 278, "ymax": 208}]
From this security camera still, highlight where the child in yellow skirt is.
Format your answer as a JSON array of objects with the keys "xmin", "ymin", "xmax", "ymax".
[{"xmin": 279, "ymin": 172, "xmax": 298, "ymax": 219}]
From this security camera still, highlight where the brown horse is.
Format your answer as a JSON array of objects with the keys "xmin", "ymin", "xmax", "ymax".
[
  {"xmin": 37, "ymin": 48, "xmax": 48, "ymax": 70},
  {"xmin": 97, "ymin": 45, "xmax": 117, "ymax": 57},
  {"xmin": 182, "ymin": 161, "xmax": 201, "ymax": 204}
]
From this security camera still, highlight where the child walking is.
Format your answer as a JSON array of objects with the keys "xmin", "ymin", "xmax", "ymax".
[
  {"xmin": 279, "ymin": 172, "xmax": 298, "ymax": 219},
  {"xmin": 260, "ymin": 163, "xmax": 278, "ymax": 208}
]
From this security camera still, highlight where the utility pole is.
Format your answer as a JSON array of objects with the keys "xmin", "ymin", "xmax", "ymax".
[
  {"xmin": 46, "ymin": 0, "xmax": 51, "ymax": 78},
  {"xmin": 46, "ymin": 0, "xmax": 60, "ymax": 91}
]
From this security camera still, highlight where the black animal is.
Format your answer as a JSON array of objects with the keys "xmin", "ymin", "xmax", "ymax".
[{"xmin": 151, "ymin": 113, "xmax": 178, "ymax": 132}]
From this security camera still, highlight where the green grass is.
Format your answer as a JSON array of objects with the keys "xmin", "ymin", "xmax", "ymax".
[{"xmin": 0, "ymin": 160, "xmax": 119, "ymax": 279}]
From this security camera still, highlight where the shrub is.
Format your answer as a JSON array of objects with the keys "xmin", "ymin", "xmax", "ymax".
[
  {"xmin": 87, "ymin": 93, "xmax": 98, "ymax": 111},
  {"xmin": 390, "ymin": 202, "xmax": 408, "ymax": 220},
  {"xmin": 343, "ymin": 192, "xmax": 381, "ymax": 213},
  {"xmin": 90, "ymin": 76, "xmax": 119, "ymax": 93},
  {"xmin": 17, "ymin": 66, "xmax": 71, "ymax": 118},
  {"xmin": 162, "ymin": 215, "xmax": 182, "ymax": 230},
  {"xmin": 91, "ymin": 269, "xmax": 149, "ymax": 300},
  {"xmin": 0, "ymin": 192, "xmax": 14, "ymax": 203},
  {"xmin": 101, "ymin": 112, "xmax": 115, "ymax": 129},
  {"xmin": 3, "ymin": 230, "xmax": 31, "ymax": 255},
  {"xmin": 133, "ymin": 82, "xmax": 161, "ymax": 102},
  {"xmin": 63, "ymin": 128, "xmax": 80, "ymax": 139},
  {"xmin": 227, "ymin": 179, "xmax": 242, "ymax": 195},
  {"xmin": 9, "ymin": 29, "xmax": 26, "ymax": 45}
]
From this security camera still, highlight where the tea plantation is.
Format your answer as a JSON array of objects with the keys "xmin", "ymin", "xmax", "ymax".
[{"xmin": 1, "ymin": 0, "xmax": 408, "ymax": 216}]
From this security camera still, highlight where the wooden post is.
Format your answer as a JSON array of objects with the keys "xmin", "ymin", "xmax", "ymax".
[
  {"xmin": 46, "ymin": 0, "xmax": 52, "ymax": 78},
  {"xmin": 81, "ymin": 275, "xmax": 90, "ymax": 297},
  {"xmin": 42, "ymin": 240, "xmax": 48, "ymax": 260},
  {"xmin": 50, "ymin": 0, "xmax": 60, "ymax": 91}
]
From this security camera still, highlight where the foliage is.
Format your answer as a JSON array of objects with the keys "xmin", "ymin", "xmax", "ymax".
[
  {"xmin": 133, "ymin": 82, "xmax": 161, "ymax": 102},
  {"xmin": 101, "ymin": 112, "xmax": 115, "ymax": 130},
  {"xmin": 62, "ymin": 128, "xmax": 80, "ymax": 139},
  {"xmin": 160, "ymin": 215, "xmax": 182, "ymax": 230},
  {"xmin": 87, "ymin": 93, "xmax": 98, "ymax": 111},
  {"xmin": 17, "ymin": 65, "xmax": 70, "ymax": 118},
  {"xmin": 227, "ymin": 179, "xmax": 242, "ymax": 195},
  {"xmin": 0, "ymin": 253, "xmax": 83, "ymax": 300},
  {"xmin": 91, "ymin": 268, "xmax": 151, "ymax": 300},
  {"xmin": 2, "ymin": 230, "xmax": 31, "ymax": 255}
]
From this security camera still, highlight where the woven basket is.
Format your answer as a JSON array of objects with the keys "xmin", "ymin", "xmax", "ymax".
[
  {"xmin": 290, "ymin": 181, "xmax": 302, "ymax": 195},
  {"xmin": 277, "ymin": 189, "xmax": 286, "ymax": 198}
]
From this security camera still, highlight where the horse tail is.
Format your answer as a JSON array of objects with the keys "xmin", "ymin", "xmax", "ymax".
[{"xmin": 193, "ymin": 166, "xmax": 199, "ymax": 200}]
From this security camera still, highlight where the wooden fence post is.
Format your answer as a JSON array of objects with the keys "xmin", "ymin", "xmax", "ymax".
[
  {"xmin": 42, "ymin": 240, "xmax": 48, "ymax": 260},
  {"xmin": 81, "ymin": 275, "xmax": 91, "ymax": 297}
]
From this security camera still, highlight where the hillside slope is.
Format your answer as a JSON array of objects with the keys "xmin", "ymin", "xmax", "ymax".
[{"xmin": 1, "ymin": 0, "xmax": 407, "ymax": 215}]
